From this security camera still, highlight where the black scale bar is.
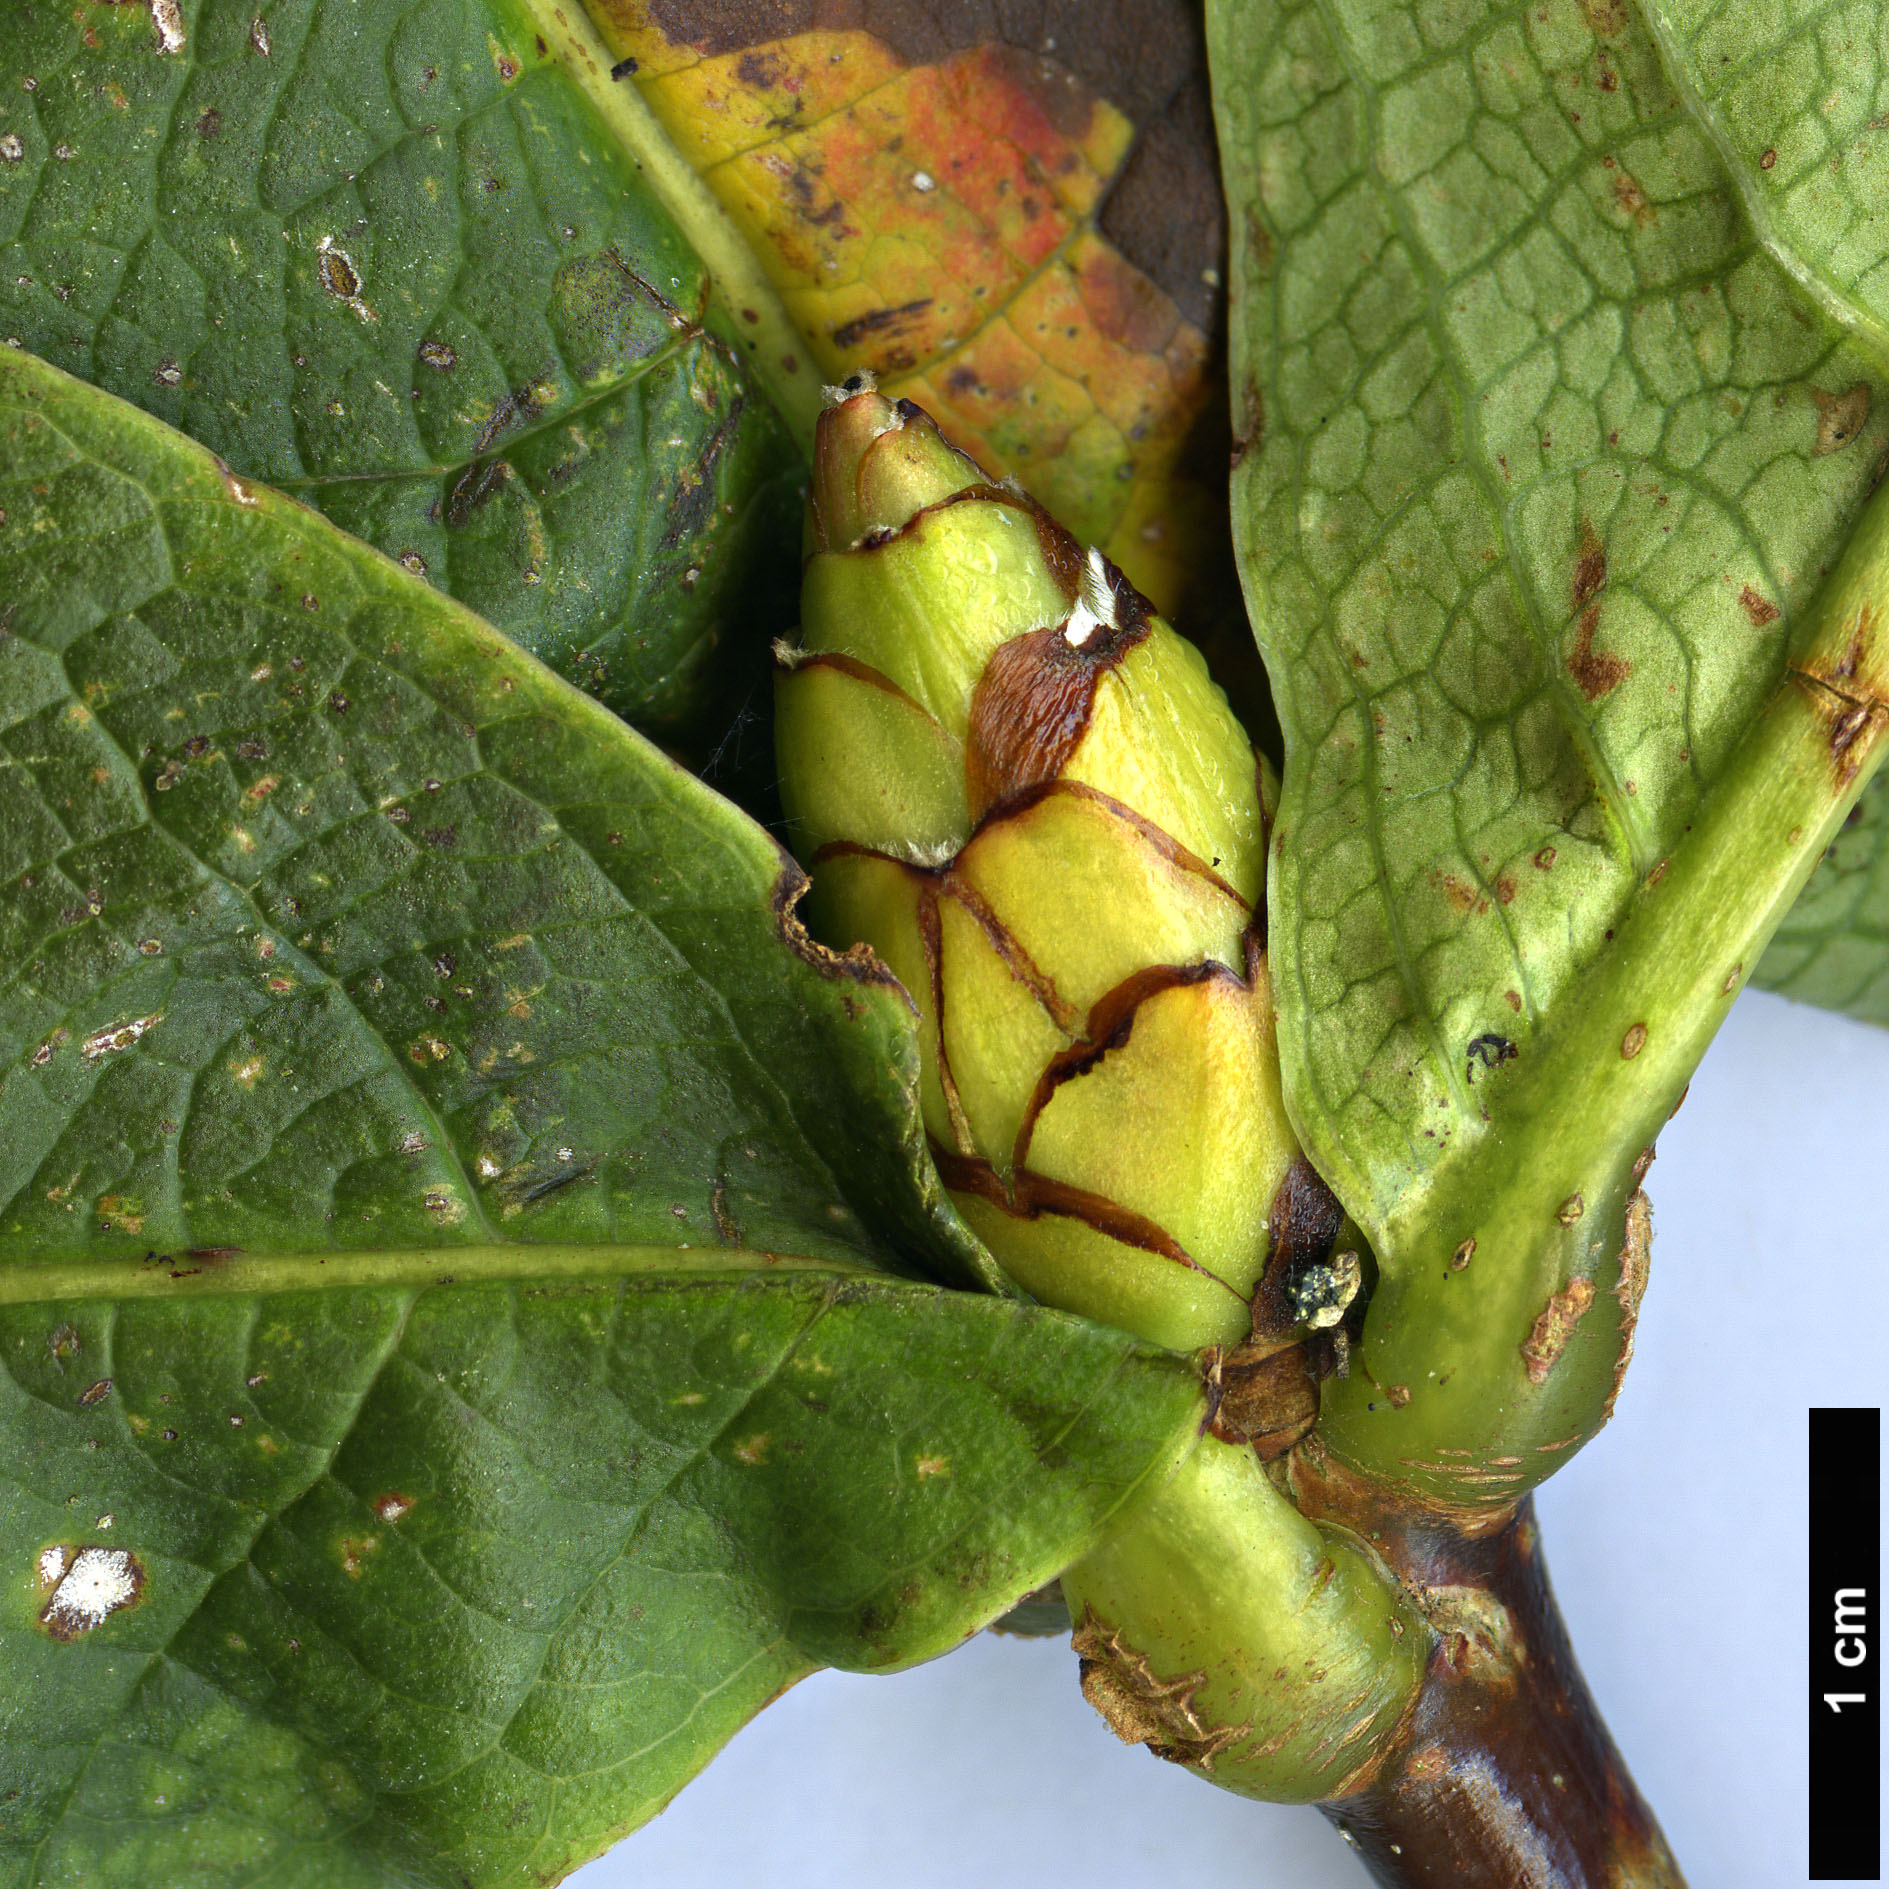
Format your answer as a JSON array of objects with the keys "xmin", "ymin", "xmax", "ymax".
[{"xmin": 1811, "ymin": 1407, "xmax": 1880, "ymax": 1880}]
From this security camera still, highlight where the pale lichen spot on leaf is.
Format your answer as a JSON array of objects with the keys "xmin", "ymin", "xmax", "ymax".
[
  {"xmin": 732, "ymin": 1434, "xmax": 769, "ymax": 1465},
  {"xmin": 315, "ymin": 237, "xmax": 377, "ymax": 324},
  {"xmin": 146, "ymin": 0, "xmax": 185, "ymax": 55},
  {"xmin": 373, "ymin": 1493, "xmax": 415, "ymax": 1524},
  {"xmin": 37, "ymin": 1545, "xmax": 146, "ymax": 1640},
  {"xmin": 339, "ymin": 1536, "xmax": 380, "ymax": 1578},
  {"xmin": 422, "ymin": 1186, "xmax": 467, "ymax": 1224},
  {"xmin": 82, "ymin": 1014, "xmax": 160, "ymax": 1062}
]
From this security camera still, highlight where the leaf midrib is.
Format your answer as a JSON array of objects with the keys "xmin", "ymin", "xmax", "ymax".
[{"xmin": 0, "ymin": 1244, "xmax": 870, "ymax": 1304}]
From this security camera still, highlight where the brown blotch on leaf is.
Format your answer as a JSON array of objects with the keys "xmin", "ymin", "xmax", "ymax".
[
  {"xmin": 1567, "ymin": 605, "xmax": 1630, "ymax": 701},
  {"xmin": 1521, "ymin": 1276, "xmax": 1596, "ymax": 1385},
  {"xmin": 1611, "ymin": 170, "xmax": 1655, "ymax": 226},
  {"xmin": 1578, "ymin": 0, "xmax": 1629, "ymax": 33},
  {"xmin": 1812, "ymin": 384, "xmax": 1871, "ymax": 456},
  {"xmin": 830, "ymin": 299, "xmax": 932, "ymax": 354},
  {"xmin": 1571, "ymin": 519, "xmax": 1607, "ymax": 613},
  {"xmin": 1620, "ymin": 1022, "xmax": 1647, "ymax": 1059},
  {"xmin": 1739, "ymin": 584, "xmax": 1780, "ymax": 627},
  {"xmin": 1434, "ymin": 871, "xmax": 1489, "ymax": 916}
]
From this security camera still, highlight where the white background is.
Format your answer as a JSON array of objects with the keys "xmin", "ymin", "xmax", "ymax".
[{"xmin": 576, "ymin": 988, "xmax": 1887, "ymax": 1887}]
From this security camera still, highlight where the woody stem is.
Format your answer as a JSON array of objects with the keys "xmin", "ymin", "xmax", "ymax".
[{"xmin": 1290, "ymin": 1451, "xmax": 1687, "ymax": 1889}]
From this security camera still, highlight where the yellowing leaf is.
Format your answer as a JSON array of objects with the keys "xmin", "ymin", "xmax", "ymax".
[{"xmin": 586, "ymin": 2, "xmax": 1225, "ymax": 616}]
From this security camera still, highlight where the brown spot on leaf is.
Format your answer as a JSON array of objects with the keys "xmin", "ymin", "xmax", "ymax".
[
  {"xmin": 1620, "ymin": 1022, "xmax": 1647, "ymax": 1059},
  {"xmin": 1434, "ymin": 872, "xmax": 1489, "ymax": 916},
  {"xmin": 1739, "ymin": 584, "xmax": 1780, "ymax": 627},
  {"xmin": 1760, "ymin": 147, "xmax": 1778, "ymax": 170},
  {"xmin": 1611, "ymin": 170, "xmax": 1654, "ymax": 225},
  {"xmin": 1578, "ymin": 0, "xmax": 1629, "ymax": 33},
  {"xmin": 1812, "ymin": 384, "xmax": 1871, "ymax": 456},
  {"xmin": 1567, "ymin": 605, "xmax": 1630, "ymax": 700},
  {"xmin": 373, "ymin": 1492, "xmax": 414, "ymax": 1524},
  {"xmin": 830, "ymin": 299, "xmax": 932, "ymax": 354},
  {"xmin": 1521, "ymin": 1276, "xmax": 1596, "ymax": 1384}
]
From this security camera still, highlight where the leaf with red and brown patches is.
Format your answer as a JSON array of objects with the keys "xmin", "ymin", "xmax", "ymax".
[{"xmin": 583, "ymin": 0, "xmax": 1227, "ymax": 620}]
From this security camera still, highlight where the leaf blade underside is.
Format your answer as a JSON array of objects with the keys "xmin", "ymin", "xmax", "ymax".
[
  {"xmin": 1214, "ymin": 0, "xmax": 1889, "ymax": 1235},
  {"xmin": 1640, "ymin": 0, "xmax": 1889, "ymax": 1026},
  {"xmin": 1211, "ymin": 0, "xmax": 1889, "ymax": 1497}
]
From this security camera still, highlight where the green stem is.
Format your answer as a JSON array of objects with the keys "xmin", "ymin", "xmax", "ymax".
[{"xmin": 1061, "ymin": 1433, "xmax": 1428, "ymax": 1803}]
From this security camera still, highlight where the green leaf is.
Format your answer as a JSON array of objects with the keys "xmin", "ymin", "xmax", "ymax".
[
  {"xmin": 2, "ymin": 1274, "xmax": 1199, "ymax": 1886},
  {"xmin": 0, "ymin": 339, "xmax": 993, "ymax": 1288},
  {"xmin": 1641, "ymin": 0, "xmax": 1889, "ymax": 1023},
  {"xmin": 1211, "ymin": 0, "xmax": 1889, "ymax": 1503},
  {"xmin": 1756, "ymin": 767, "xmax": 1889, "ymax": 1022},
  {"xmin": 1641, "ymin": 0, "xmax": 1889, "ymax": 348},
  {"xmin": 0, "ymin": 345, "xmax": 1209, "ymax": 1883},
  {"xmin": 0, "ymin": 0, "xmax": 802, "ymax": 740}
]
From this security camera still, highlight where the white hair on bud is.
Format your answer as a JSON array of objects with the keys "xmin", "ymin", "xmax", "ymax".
[
  {"xmin": 772, "ymin": 637, "xmax": 810, "ymax": 669},
  {"xmin": 821, "ymin": 368, "xmax": 881, "ymax": 407},
  {"xmin": 892, "ymin": 837, "xmax": 962, "ymax": 869},
  {"xmin": 1063, "ymin": 547, "xmax": 1119, "ymax": 649}
]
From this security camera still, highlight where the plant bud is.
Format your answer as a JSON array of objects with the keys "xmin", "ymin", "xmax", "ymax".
[{"xmin": 778, "ymin": 386, "xmax": 1302, "ymax": 1357}]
